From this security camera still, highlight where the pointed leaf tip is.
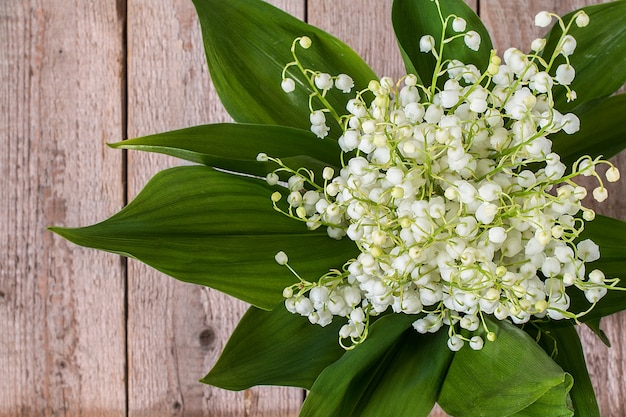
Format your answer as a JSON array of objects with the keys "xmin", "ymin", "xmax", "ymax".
[
  {"xmin": 108, "ymin": 123, "xmax": 342, "ymax": 180},
  {"xmin": 192, "ymin": 0, "xmax": 376, "ymax": 137},
  {"xmin": 52, "ymin": 166, "xmax": 358, "ymax": 309},
  {"xmin": 439, "ymin": 318, "xmax": 572, "ymax": 417}
]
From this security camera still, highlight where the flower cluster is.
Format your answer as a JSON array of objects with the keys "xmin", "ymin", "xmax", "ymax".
[{"xmin": 266, "ymin": 6, "xmax": 620, "ymax": 350}]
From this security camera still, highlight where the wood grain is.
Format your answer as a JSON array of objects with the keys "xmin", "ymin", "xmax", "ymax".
[
  {"xmin": 0, "ymin": 1, "xmax": 126, "ymax": 416},
  {"xmin": 2, "ymin": 0, "xmax": 625, "ymax": 416},
  {"xmin": 126, "ymin": 0, "xmax": 304, "ymax": 415},
  {"xmin": 308, "ymin": 0, "xmax": 476, "ymax": 80},
  {"xmin": 308, "ymin": 0, "xmax": 403, "ymax": 80}
]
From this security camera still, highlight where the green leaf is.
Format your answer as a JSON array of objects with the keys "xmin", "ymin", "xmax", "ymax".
[
  {"xmin": 508, "ymin": 377, "xmax": 574, "ymax": 417},
  {"xmin": 110, "ymin": 123, "xmax": 342, "ymax": 179},
  {"xmin": 392, "ymin": 0, "xmax": 493, "ymax": 88},
  {"xmin": 192, "ymin": 0, "xmax": 377, "ymax": 137},
  {"xmin": 356, "ymin": 330, "xmax": 452, "ymax": 417},
  {"xmin": 533, "ymin": 323, "xmax": 600, "ymax": 417},
  {"xmin": 550, "ymin": 94, "xmax": 626, "ymax": 168},
  {"xmin": 203, "ymin": 306, "xmax": 344, "ymax": 390},
  {"xmin": 438, "ymin": 318, "xmax": 572, "ymax": 417},
  {"xmin": 299, "ymin": 315, "xmax": 416, "ymax": 417},
  {"xmin": 543, "ymin": 1, "xmax": 626, "ymax": 112},
  {"xmin": 584, "ymin": 318, "xmax": 611, "ymax": 347},
  {"xmin": 567, "ymin": 215, "xmax": 626, "ymax": 322},
  {"xmin": 49, "ymin": 166, "xmax": 358, "ymax": 309}
]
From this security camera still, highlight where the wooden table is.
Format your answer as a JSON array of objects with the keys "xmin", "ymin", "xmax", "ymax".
[{"xmin": 1, "ymin": 1, "xmax": 624, "ymax": 416}]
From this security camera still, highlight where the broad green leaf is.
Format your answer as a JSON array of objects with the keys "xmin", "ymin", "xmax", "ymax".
[
  {"xmin": 203, "ymin": 306, "xmax": 344, "ymax": 390},
  {"xmin": 49, "ymin": 166, "xmax": 358, "ymax": 309},
  {"xmin": 392, "ymin": 0, "xmax": 493, "ymax": 88},
  {"xmin": 356, "ymin": 330, "xmax": 452, "ymax": 417},
  {"xmin": 551, "ymin": 94, "xmax": 626, "ymax": 168},
  {"xmin": 299, "ymin": 315, "xmax": 415, "ymax": 417},
  {"xmin": 543, "ymin": 1, "xmax": 626, "ymax": 112},
  {"xmin": 438, "ymin": 318, "xmax": 572, "ymax": 417},
  {"xmin": 110, "ymin": 123, "xmax": 342, "ymax": 180},
  {"xmin": 567, "ymin": 215, "xmax": 626, "ymax": 322},
  {"xmin": 508, "ymin": 377, "xmax": 574, "ymax": 417},
  {"xmin": 192, "ymin": 0, "xmax": 377, "ymax": 137},
  {"xmin": 532, "ymin": 323, "xmax": 600, "ymax": 417}
]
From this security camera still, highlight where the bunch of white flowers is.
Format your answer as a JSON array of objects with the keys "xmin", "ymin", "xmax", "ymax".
[{"xmin": 267, "ymin": 7, "xmax": 620, "ymax": 351}]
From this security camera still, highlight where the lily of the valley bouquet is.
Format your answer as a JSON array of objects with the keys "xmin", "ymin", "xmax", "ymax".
[{"xmin": 51, "ymin": 0, "xmax": 626, "ymax": 415}]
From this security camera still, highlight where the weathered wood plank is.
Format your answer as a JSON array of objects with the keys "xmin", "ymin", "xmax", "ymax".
[
  {"xmin": 3, "ymin": 0, "xmax": 620, "ymax": 416},
  {"xmin": 125, "ymin": 0, "xmax": 304, "ymax": 415},
  {"xmin": 0, "ymin": 1, "xmax": 126, "ymax": 416},
  {"xmin": 308, "ymin": 0, "xmax": 403, "ymax": 80}
]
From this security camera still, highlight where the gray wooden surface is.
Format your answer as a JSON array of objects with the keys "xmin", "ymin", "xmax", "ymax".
[{"xmin": 1, "ymin": 0, "xmax": 624, "ymax": 416}]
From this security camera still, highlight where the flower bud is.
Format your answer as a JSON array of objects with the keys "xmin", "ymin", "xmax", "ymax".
[
  {"xmin": 452, "ymin": 17, "xmax": 467, "ymax": 32},
  {"xmin": 350, "ymin": 307, "xmax": 366, "ymax": 323},
  {"xmin": 281, "ymin": 78, "xmax": 295, "ymax": 93},
  {"xmin": 419, "ymin": 35, "xmax": 435, "ymax": 53},
  {"xmin": 310, "ymin": 110, "xmax": 326, "ymax": 125},
  {"xmin": 606, "ymin": 167, "xmax": 620, "ymax": 182},
  {"xmin": 314, "ymin": 73, "xmax": 333, "ymax": 90},
  {"xmin": 447, "ymin": 335, "xmax": 464, "ymax": 351},
  {"xmin": 404, "ymin": 74, "xmax": 418, "ymax": 86},
  {"xmin": 530, "ymin": 38, "xmax": 546, "ymax": 52},
  {"xmin": 488, "ymin": 227, "xmax": 507, "ymax": 244},
  {"xmin": 555, "ymin": 64, "xmax": 575, "ymax": 85},
  {"xmin": 296, "ymin": 206, "xmax": 307, "ymax": 218},
  {"xmin": 575, "ymin": 12, "xmax": 590, "ymax": 27},
  {"xmin": 582, "ymin": 209, "xmax": 595, "ymax": 221},
  {"xmin": 592, "ymin": 187, "xmax": 608, "ymax": 202},
  {"xmin": 275, "ymin": 251, "xmax": 289, "ymax": 265},
  {"xmin": 265, "ymin": 172, "xmax": 279, "ymax": 186},
  {"xmin": 271, "ymin": 191, "xmax": 282, "ymax": 202},
  {"xmin": 469, "ymin": 336, "xmax": 484, "ymax": 350},
  {"xmin": 535, "ymin": 11, "xmax": 552, "ymax": 27},
  {"xmin": 464, "ymin": 31, "xmax": 481, "ymax": 51},
  {"xmin": 561, "ymin": 113, "xmax": 580, "ymax": 134},
  {"xmin": 299, "ymin": 36, "xmax": 312, "ymax": 49},
  {"xmin": 559, "ymin": 35, "xmax": 577, "ymax": 57},
  {"xmin": 589, "ymin": 269, "xmax": 605, "ymax": 284},
  {"xmin": 335, "ymin": 74, "xmax": 354, "ymax": 93},
  {"xmin": 288, "ymin": 175, "xmax": 304, "ymax": 191},
  {"xmin": 295, "ymin": 298, "xmax": 314, "ymax": 316},
  {"xmin": 585, "ymin": 287, "xmax": 607, "ymax": 303},
  {"xmin": 322, "ymin": 167, "xmax": 335, "ymax": 181}
]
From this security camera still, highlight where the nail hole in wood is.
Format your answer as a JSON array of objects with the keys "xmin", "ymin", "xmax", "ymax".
[{"xmin": 199, "ymin": 328, "xmax": 216, "ymax": 349}]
